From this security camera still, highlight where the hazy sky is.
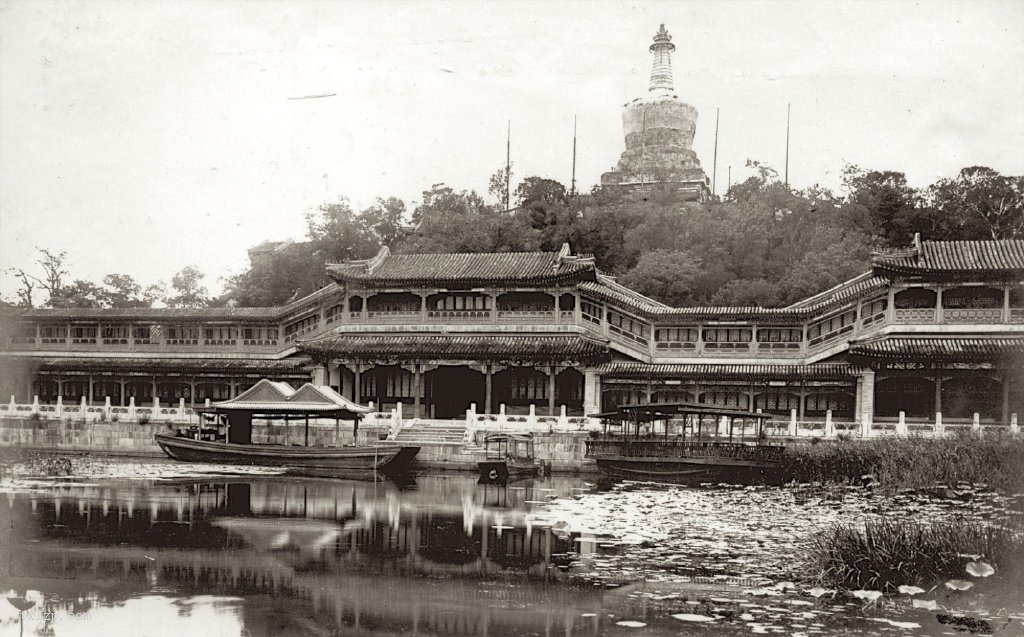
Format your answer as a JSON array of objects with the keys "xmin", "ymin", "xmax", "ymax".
[{"xmin": 2, "ymin": 0, "xmax": 1023, "ymax": 298}]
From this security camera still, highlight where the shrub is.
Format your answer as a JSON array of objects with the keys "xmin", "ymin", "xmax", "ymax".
[
  {"xmin": 29, "ymin": 412, "xmax": 42, "ymax": 422},
  {"xmin": 782, "ymin": 432, "xmax": 1024, "ymax": 492},
  {"xmin": 138, "ymin": 414, "xmax": 150, "ymax": 425},
  {"xmin": 807, "ymin": 520, "xmax": 1024, "ymax": 591}
]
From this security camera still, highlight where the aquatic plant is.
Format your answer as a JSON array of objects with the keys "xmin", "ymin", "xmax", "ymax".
[
  {"xmin": 782, "ymin": 431, "xmax": 1024, "ymax": 492},
  {"xmin": 807, "ymin": 520, "xmax": 1024, "ymax": 591}
]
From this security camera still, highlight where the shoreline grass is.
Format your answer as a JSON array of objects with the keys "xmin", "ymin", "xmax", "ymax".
[
  {"xmin": 807, "ymin": 520, "xmax": 1024, "ymax": 592},
  {"xmin": 781, "ymin": 431, "xmax": 1024, "ymax": 492}
]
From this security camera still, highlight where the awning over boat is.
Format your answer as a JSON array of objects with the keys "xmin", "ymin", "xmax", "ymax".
[
  {"xmin": 200, "ymin": 379, "xmax": 371, "ymax": 418},
  {"xmin": 592, "ymin": 402, "xmax": 773, "ymax": 422}
]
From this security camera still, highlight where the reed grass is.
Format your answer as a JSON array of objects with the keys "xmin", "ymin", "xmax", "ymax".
[
  {"xmin": 807, "ymin": 520, "xmax": 1024, "ymax": 591},
  {"xmin": 781, "ymin": 431, "xmax": 1024, "ymax": 492}
]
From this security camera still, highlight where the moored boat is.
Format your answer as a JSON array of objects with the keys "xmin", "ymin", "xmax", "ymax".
[
  {"xmin": 155, "ymin": 379, "xmax": 420, "ymax": 475},
  {"xmin": 477, "ymin": 433, "xmax": 542, "ymax": 483},
  {"xmin": 586, "ymin": 402, "xmax": 783, "ymax": 483}
]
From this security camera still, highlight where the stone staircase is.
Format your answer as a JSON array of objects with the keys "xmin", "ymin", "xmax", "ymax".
[{"xmin": 391, "ymin": 418, "xmax": 468, "ymax": 445}]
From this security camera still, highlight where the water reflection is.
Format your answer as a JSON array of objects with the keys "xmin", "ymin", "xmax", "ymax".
[{"xmin": 1, "ymin": 474, "xmax": 621, "ymax": 636}]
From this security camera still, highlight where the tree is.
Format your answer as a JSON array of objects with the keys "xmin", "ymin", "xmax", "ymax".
[
  {"xmin": 48, "ymin": 280, "xmax": 106, "ymax": 308},
  {"xmin": 927, "ymin": 166, "xmax": 1024, "ymax": 240},
  {"xmin": 305, "ymin": 198, "xmax": 379, "ymax": 263},
  {"xmin": 358, "ymin": 197, "xmax": 407, "ymax": 247},
  {"xmin": 101, "ymin": 274, "xmax": 162, "ymax": 308},
  {"xmin": 619, "ymin": 249, "xmax": 704, "ymax": 307},
  {"xmin": 6, "ymin": 268, "xmax": 36, "ymax": 307},
  {"xmin": 515, "ymin": 177, "xmax": 569, "ymax": 230},
  {"xmin": 223, "ymin": 242, "xmax": 326, "ymax": 307},
  {"xmin": 488, "ymin": 163, "xmax": 513, "ymax": 211},
  {"xmin": 710, "ymin": 278, "xmax": 786, "ymax": 307},
  {"xmin": 165, "ymin": 266, "xmax": 210, "ymax": 308},
  {"xmin": 403, "ymin": 184, "xmax": 501, "ymax": 253},
  {"xmin": 841, "ymin": 164, "xmax": 920, "ymax": 245}
]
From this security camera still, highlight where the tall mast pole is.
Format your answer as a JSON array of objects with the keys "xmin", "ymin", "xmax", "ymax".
[
  {"xmin": 571, "ymin": 115, "xmax": 578, "ymax": 198},
  {"xmin": 784, "ymin": 103, "xmax": 791, "ymax": 190},
  {"xmin": 712, "ymin": 107, "xmax": 720, "ymax": 197},
  {"xmin": 505, "ymin": 120, "xmax": 511, "ymax": 211},
  {"xmin": 727, "ymin": 165, "xmax": 731, "ymax": 196}
]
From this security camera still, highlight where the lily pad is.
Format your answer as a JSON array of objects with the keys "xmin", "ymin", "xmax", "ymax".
[
  {"xmin": 945, "ymin": 579, "xmax": 974, "ymax": 591},
  {"xmin": 869, "ymin": 618, "xmax": 922, "ymax": 629},
  {"xmin": 615, "ymin": 620, "xmax": 647, "ymax": 628},
  {"xmin": 912, "ymin": 599, "xmax": 938, "ymax": 610},
  {"xmin": 672, "ymin": 613, "xmax": 717, "ymax": 622},
  {"xmin": 852, "ymin": 590, "xmax": 883, "ymax": 602},
  {"xmin": 965, "ymin": 561, "xmax": 995, "ymax": 577},
  {"xmin": 897, "ymin": 585, "xmax": 926, "ymax": 595},
  {"xmin": 807, "ymin": 587, "xmax": 835, "ymax": 598}
]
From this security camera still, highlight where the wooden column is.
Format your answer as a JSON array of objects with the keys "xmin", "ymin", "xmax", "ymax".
[
  {"xmin": 304, "ymin": 414, "xmax": 310, "ymax": 446},
  {"xmin": 413, "ymin": 364, "xmax": 422, "ymax": 417},
  {"xmin": 934, "ymin": 373, "xmax": 943, "ymax": 418},
  {"xmin": 548, "ymin": 366, "xmax": 557, "ymax": 416},
  {"xmin": 119, "ymin": 379, "xmax": 126, "ymax": 407},
  {"xmin": 189, "ymin": 379, "xmax": 196, "ymax": 407},
  {"xmin": 354, "ymin": 364, "xmax": 362, "ymax": 404},
  {"xmin": 484, "ymin": 364, "xmax": 492, "ymax": 414},
  {"xmin": 1002, "ymin": 372, "xmax": 1011, "ymax": 426},
  {"xmin": 88, "ymin": 374, "xmax": 95, "ymax": 406}
]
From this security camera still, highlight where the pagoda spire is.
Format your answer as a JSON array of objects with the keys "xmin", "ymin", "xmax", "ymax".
[{"xmin": 648, "ymin": 23, "xmax": 675, "ymax": 94}]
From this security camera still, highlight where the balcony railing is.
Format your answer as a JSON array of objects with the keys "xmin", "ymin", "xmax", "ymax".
[
  {"xmin": 942, "ymin": 308, "xmax": 1002, "ymax": 323},
  {"xmin": 894, "ymin": 308, "xmax": 936, "ymax": 322}
]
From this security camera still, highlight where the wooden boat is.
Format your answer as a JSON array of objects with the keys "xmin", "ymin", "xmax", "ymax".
[
  {"xmin": 155, "ymin": 434, "xmax": 417, "ymax": 471},
  {"xmin": 586, "ymin": 402, "xmax": 784, "ymax": 483},
  {"xmin": 154, "ymin": 379, "xmax": 419, "ymax": 475},
  {"xmin": 477, "ymin": 433, "xmax": 541, "ymax": 483}
]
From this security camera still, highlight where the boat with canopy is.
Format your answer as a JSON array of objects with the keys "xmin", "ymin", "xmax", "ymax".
[
  {"xmin": 155, "ymin": 379, "xmax": 419, "ymax": 472},
  {"xmin": 477, "ymin": 433, "xmax": 541, "ymax": 483},
  {"xmin": 585, "ymin": 402, "xmax": 783, "ymax": 482}
]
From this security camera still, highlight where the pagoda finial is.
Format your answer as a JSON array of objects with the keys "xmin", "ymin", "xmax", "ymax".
[{"xmin": 648, "ymin": 23, "xmax": 676, "ymax": 94}]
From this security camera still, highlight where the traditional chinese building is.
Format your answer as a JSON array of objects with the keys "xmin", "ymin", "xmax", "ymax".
[
  {"xmin": 600, "ymin": 24, "xmax": 712, "ymax": 201},
  {"xmin": 2, "ymin": 237, "xmax": 1023, "ymax": 429}
]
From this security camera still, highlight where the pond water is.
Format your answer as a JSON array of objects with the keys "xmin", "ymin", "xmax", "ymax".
[{"xmin": 0, "ymin": 457, "xmax": 1021, "ymax": 636}]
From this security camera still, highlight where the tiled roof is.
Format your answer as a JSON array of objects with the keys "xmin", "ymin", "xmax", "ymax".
[
  {"xmin": 3, "ymin": 283, "xmax": 342, "ymax": 321},
  {"xmin": 786, "ymin": 273, "xmax": 889, "ymax": 310},
  {"xmin": 598, "ymin": 362, "xmax": 859, "ymax": 380},
  {"xmin": 298, "ymin": 334, "xmax": 610, "ymax": 363},
  {"xmin": 848, "ymin": 336, "xmax": 1024, "ymax": 361},
  {"xmin": 27, "ymin": 357, "xmax": 312, "ymax": 373},
  {"xmin": 578, "ymin": 276, "xmax": 669, "ymax": 314},
  {"xmin": 873, "ymin": 239, "xmax": 1024, "ymax": 275},
  {"xmin": 327, "ymin": 245, "xmax": 597, "ymax": 287}
]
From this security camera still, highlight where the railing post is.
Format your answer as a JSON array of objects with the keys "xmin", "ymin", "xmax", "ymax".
[
  {"xmin": 972, "ymin": 412, "xmax": 981, "ymax": 433},
  {"xmin": 789, "ymin": 409, "xmax": 797, "ymax": 437},
  {"xmin": 104, "ymin": 396, "xmax": 112, "ymax": 420},
  {"xmin": 499, "ymin": 403, "xmax": 507, "ymax": 429},
  {"xmin": 935, "ymin": 411, "xmax": 943, "ymax": 436},
  {"xmin": 178, "ymin": 397, "xmax": 186, "ymax": 422},
  {"xmin": 396, "ymin": 401, "xmax": 403, "ymax": 427},
  {"xmin": 128, "ymin": 396, "xmax": 136, "ymax": 422},
  {"xmin": 860, "ymin": 413, "xmax": 871, "ymax": 438},
  {"xmin": 897, "ymin": 411, "xmax": 906, "ymax": 436},
  {"xmin": 1011, "ymin": 413, "xmax": 1019, "ymax": 435},
  {"xmin": 528, "ymin": 404, "xmax": 537, "ymax": 428},
  {"xmin": 81, "ymin": 395, "xmax": 89, "ymax": 421},
  {"xmin": 31, "ymin": 395, "xmax": 40, "ymax": 417},
  {"xmin": 56, "ymin": 396, "xmax": 64, "ymax": 420},
  {"xmin": 824, "ymin": 409, "xmax": 834, "ymax": 439},
  {"xmin": 559, "ymin": 404, "xmax": 569, "ymax": 429}
]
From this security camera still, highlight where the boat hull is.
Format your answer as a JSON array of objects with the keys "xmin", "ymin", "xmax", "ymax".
[
  {"xmin": 155, "ymin": 434, "xmax": 417, "ymax": 471},
  {"xmin": 478, "ymin": 459, "xmax": 539, "ymax": 484},
  {"xmin": 591, "ymin": 456, "xmax": 783, "ymax": 484}
]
